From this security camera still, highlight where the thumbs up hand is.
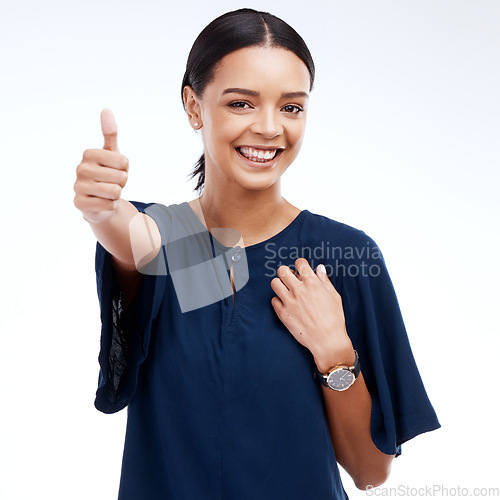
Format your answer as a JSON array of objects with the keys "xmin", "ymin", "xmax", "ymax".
[{"xmin": 74, "ymin": 109, "xmax": 129, "ymax": 223}]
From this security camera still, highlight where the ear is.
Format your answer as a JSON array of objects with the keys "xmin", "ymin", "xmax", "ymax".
[{"xmin": 183, "ymin": 86, "xmax": 203, "ymax": 130}]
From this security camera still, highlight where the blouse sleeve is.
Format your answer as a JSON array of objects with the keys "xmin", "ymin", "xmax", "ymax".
[
  {"xmin": 94, "ymin": 201, "xmax": 167, "ymax": 414},
  {"xmin": 336, "ymin": 232, "xmax": 440, "ymax": 457}
]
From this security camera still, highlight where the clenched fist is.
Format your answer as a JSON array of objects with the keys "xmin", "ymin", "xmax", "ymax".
[{"xmin": 74, "ymin": 109, "xmax": 129, "ymax": 223}]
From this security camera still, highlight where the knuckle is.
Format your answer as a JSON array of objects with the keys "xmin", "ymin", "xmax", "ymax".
[
  {"xmin": 120, "ymin": 155, "xmax": 129, "ymax": 170},
  {"xmin": 73, "ymin": 182, "xmax": 84, "ymax": 198},
  {"xmin": 119, "ymin": 170, "xmax": 128, "ymax": 185},
  {"xmin": 277, "ymin": 265, "xmax": 288, "ymax": 276},
  {"xmin": 75, "ymin": 162, "xmax": 84, "ymax": 177},
  {"xmin": 74, "ymin": 194, "xmax": 87, "ymax": 211},
  {"xmin": 111, "ymin": 184, "xmax": 122, "ymax": 199},
  {"xmin": 82, "ymin": 148, "xmax": 95, "ymax": 160},
  {"xmin": 76, "ymin": 161, "xmax": 93, "ymax": 180}
]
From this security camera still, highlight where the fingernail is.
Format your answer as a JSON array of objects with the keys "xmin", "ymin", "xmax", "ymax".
[{"xmin": 318, "ymin": 264, "xmax": 326, "ymax": 275}]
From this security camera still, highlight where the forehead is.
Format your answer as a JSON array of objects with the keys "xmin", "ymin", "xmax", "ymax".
[{"xmin": 208, "ymin": 46, "xmax": 310, "ymax": 95}]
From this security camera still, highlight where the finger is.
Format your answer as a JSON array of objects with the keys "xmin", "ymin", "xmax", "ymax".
[
  {"xmin": 316, "ymin": 264, "xmax": 328, "ymax": 279},
  {"xmin": 82, "ymin": 149, "xmax": 129, "ymax": 171},
  {"xmin": 74, "ymin": 194, "xmax": 117, "ymax": 213},
  {"xmin": 276, "ymin": 265, "xmax": 299, "ymax": 291},
  {"xmin": 271, "ymin": 295, "xmax": 284, "ymax": 313},
  {"xmin": 78, "ymin": 149, "xmax": 129, "ymax": 171},
  {"xmin": 270, "ymin": 276, "xmax": 290, "ymax": 300},
  {"xmin": 294, "ymin": 258, "xmax": 315, "ymax": 278},
  {"xmin": 80, "ymin": 180, "xmax": 122, "ymax": 201},
  {"xmin": 85, "ymin": 164, "xmax": 128, "ymax": 187},
  {"xmin": 316, "ymin": 263, "xmax": 332, "ymax": 286},
  {"xmin": 101, "ymin": 108, "xmax": 120, "ymax": 153},
  {"xmin": 316, "ymin": 263, "xmax": 341, "ymax": 295}
]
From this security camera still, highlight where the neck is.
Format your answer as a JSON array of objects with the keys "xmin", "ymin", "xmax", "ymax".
[{"xmin": 188, "ymin": 179, "xmax": 299, "ymax": 248}]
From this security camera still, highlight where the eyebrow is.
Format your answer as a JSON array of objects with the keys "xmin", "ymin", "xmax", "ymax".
[{"xmin": 221, "ymin": 88, "xmax": 309, "ymax": 99}]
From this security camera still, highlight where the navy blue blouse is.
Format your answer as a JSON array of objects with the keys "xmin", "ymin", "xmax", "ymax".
[{"xmin": 94, "ymin": 201, "xmax": 440, "ymax": 500}]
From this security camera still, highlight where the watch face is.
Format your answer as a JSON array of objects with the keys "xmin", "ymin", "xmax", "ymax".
[{"xmin": 327, "ymin": 368, "xmax": 355, "ymax": 391}]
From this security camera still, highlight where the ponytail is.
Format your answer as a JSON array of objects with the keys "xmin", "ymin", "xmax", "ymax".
[{"xmin": 189, "ymin": 153, "xmax": 205, "ymax": 194}]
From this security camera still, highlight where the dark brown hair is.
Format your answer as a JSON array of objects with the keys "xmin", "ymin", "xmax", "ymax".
[{"xmin": 181, "ymin": 8, "xmax": 315, "ymax": 194}]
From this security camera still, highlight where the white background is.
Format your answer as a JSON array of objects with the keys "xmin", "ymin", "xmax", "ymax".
[{"xmin": 1, "ymin": 0, "xmax": 499, "ymax": 498}]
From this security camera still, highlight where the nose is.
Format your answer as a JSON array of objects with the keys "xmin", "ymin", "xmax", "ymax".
[{"xmin": 250, "ymin": 107, "xmax": 283, "ymax": 139}]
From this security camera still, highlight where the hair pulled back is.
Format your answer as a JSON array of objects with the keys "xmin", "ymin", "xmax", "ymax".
[{"xmin": 181, "ymin": 8, "xmax": 315, "ymax": 194}]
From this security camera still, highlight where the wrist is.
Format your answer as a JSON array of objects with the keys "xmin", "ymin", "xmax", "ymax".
[{"xmin": 314, "ymin": 342, "xmax": 356, "ymax": 374}]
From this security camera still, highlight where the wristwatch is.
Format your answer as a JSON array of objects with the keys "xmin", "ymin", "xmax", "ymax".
[{"xmin": 315, "ymin": 350, "xmax": 360, "ymax": 391}]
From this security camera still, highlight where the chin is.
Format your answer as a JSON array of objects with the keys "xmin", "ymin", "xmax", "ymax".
[{"xmin": 230, "ymin": 171, "xmax": 283, "ymax": 192}]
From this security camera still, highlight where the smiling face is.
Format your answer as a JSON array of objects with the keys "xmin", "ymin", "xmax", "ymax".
[{"xmin": 184, "ymin": 46, "xmax": 311, "ymax": 193}]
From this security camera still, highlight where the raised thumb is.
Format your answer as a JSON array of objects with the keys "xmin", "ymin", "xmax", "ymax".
[{"xmin": 101, "ymin": 108, "xmax": 120, "ymax": 153}]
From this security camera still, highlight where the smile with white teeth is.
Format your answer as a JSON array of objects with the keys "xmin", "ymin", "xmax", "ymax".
[{"xmin": 238, "ymin": 146, "xmax": 282, "ymax": 163}]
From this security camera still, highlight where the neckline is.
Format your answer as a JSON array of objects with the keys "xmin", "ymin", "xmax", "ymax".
[{"xmin": 181, "ymin": 201, "xmax": 308, "ymax": 251}]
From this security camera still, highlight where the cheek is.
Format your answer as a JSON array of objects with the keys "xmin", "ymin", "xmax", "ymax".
[
  {"xmin": 288, "ymin": 121, "xmax": 307, "ymax": 147},
  {"xmin": 203, "ymin": 122, "xmax": 242, "ymax": 163},
  {"xmin": 200, "ymin": 105, "xmax": 226, "ymax": 136},
  {"xmin": 221, "ymin": 114, "xmax": 250, "ymax": 135},
  {"xmin": 209, "ymin": 112, "xmax": 247, "ymax": 143}
]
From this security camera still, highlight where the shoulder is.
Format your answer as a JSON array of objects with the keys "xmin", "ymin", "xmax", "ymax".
[
  {"xmin": 127, "ymin": 200, "xmax": 188, "ymax": 225},
  {"xmin": 301, "ymin": 209, "xmax": 379, "ymax": 251},
  {"xmin": 128, "ymin": 199, "xmax": 157, "ymax": 213},
  {"xmin": 128, "ymin": 200, "xmax": 168, "ymax": 211},
  {"xmin": 128, "ymin": 200, "xmax": 206, "ymax": 245}
]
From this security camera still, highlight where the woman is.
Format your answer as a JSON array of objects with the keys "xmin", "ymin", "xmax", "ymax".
[{"xmin": 74, "ymin": 8, "xmax": 440, "ymax": 499}]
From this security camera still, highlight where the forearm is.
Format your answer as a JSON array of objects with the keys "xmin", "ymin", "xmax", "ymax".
[
  {"xmin": 315, "ymin": 352, "xmax": 395, "ymax": 489},
  {"xmin": 86, "ymin": 199, "xmax": 160, "ymax": 304},
  {"xmin": 85, "ymin": 199, "xmax": 161, "ymax": 269},
  {"xmin": 85, "ymin": 199, "xmax": 138, "ymax": 266},
  {"xmin": 270, "ymin": 259, "xmax": 397, "ymax": 488}
]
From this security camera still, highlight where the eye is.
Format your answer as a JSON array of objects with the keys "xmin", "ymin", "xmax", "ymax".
[
  {"xmin": 282, "ymin": 104, "xmax": 304, "ymax": 115},
  {"xmin": 228, "ymin": 101, "xmax": 252, "ymax": 110}
]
